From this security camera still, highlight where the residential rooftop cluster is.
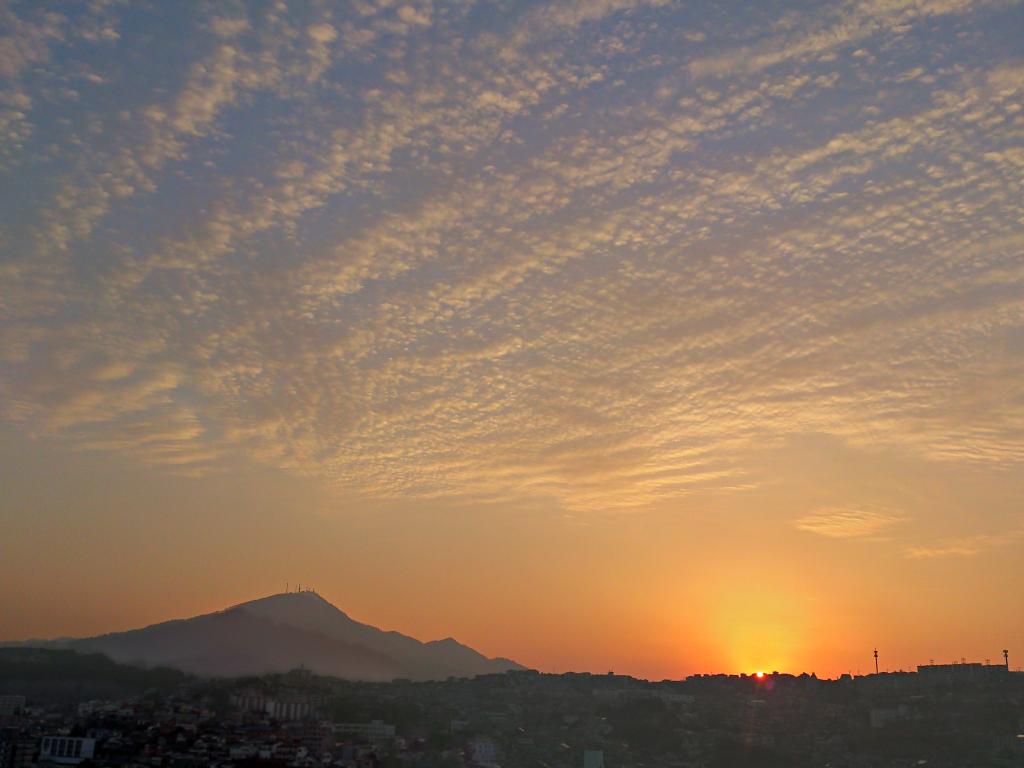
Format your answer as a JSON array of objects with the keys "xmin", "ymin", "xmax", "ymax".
[{"xmin": 1, "ymin": 651, "xmax": 1023, "ymax": 767}]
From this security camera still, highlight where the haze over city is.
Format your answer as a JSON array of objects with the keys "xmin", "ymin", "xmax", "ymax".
[{"xmin": 1, "ymin": 0, "xmax": 1022, "ymax": 684}]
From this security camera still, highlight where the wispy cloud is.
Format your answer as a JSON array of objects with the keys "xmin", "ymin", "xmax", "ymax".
[
  {"xmin": 904, "ymin": 530, "xmax": 1024, "ymax": 559},
  {"xmin": 794, "ymin": 508, "xmax": 906, "ymax": 538}
]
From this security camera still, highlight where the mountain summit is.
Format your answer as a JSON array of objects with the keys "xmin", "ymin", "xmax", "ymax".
[{"xmin": 27, "ymin": 591, "xmax": 525, "ymax": 681}]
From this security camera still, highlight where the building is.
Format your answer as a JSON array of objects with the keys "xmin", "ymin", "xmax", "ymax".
[
  {"xmin": 39, "ymin": 736, "xmax": 95, "ymax": 766},
  {"xmin": 0, "ymin": 699, "xmax": 24, "ymax": 718},
  {"xmin": 334, "ymin": 720, "xmax": 396, "ymax": 741},
  {"xmin": 0, "ymin": 729, "xmax": 36, "ymax": 768},
  {"xmin": 231, "ymin": 690, "xmax": 316, "ymax": 721},
  {"xmin": 916, "ymin": 662, "xmax": 1008, "ymax": 681},
  {"xmin": 869, "ymin": 706, "xmax": 908, "ymax": 728},
  {"xmin": 466, "ymin": 736, "xmax": 499, "ymax": 767},
  {"xmin": 0, "ymin": 731, "xmax": 12, "ymax": 768},
  {"xmin": 584, "ymin": 750, "xmax": 605, "ymax": 768},
  {"xmin": 287, "ymin": 721, "xmax": 331, "ymax": 754}
]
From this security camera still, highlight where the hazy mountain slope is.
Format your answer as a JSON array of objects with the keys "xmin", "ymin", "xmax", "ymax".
[
  {"xmin": 69, "ymin": 606, "xmax": 402, "ymax": 681},
  {"xmin": 238, "ymin": 592, "xmax": 523, "ymax": 679},
  {"xmin": 10, "ymin": 592, "xmax": 524, "ymax": 681}
]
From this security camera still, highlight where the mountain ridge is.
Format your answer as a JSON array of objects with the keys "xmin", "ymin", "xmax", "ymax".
[{"xmin": 6, "ymin": 591, "xmax": 526, "ymax": 682}]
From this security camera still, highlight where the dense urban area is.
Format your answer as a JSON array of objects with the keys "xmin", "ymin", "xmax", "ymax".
[{"xmin": 1, "ymin": 649, "xmax": 1022, "ymax": 768}]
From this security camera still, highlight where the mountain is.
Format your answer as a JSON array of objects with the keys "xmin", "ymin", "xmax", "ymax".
[{"xmin": 15, "ymin": 592, "xmax": 525, "ymax": 682}]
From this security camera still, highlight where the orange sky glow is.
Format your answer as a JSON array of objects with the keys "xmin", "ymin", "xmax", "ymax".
[{"xmin": 1, "ymin": 0, "xmax": 1022, "ymax": 680}]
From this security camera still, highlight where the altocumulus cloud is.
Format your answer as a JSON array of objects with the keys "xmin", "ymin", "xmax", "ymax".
[
  {"xmin": 904, "ymin": 530, "xmax": 1024, "ymax": 560},
  {"xmin": 794, "ymin": 508, "xmax": 906, "ymax": 539},
  {"xmin": 0, "ymin": 0, "xmax": 1022, "ymax": 516}
]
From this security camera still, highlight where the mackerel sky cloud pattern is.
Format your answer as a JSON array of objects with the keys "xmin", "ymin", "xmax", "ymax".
[{"xmin": 1, "ymin": 0, "xmax": 1022, "ymax": 518}]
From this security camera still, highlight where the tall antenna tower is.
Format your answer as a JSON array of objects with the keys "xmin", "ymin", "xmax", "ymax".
[
  {"xmin": 873, "ymin": 648, "xmax": 879, "ymax": 675},
  {"xmin": 1004, "ymin": 649, "xmax": 1010, "ymax": 670}
]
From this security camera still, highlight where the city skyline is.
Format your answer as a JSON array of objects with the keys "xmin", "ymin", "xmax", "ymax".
[{"xmin": 1, "ymin": 0, "xmax": 1022, "ymax": 682}]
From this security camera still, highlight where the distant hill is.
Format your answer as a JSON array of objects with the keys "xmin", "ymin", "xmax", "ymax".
[
  {"xmin": 8, "ymin": 592, "xmax": 525, "ymax": 682},
  {"xmin": 0, "ymin": 647, "xmax": 188, "ymax": 703}
]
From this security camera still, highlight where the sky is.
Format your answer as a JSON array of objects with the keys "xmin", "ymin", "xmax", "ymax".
[{"xmin": 0, "ymin": 0, "xmax": 1022, "ymax": 681}]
